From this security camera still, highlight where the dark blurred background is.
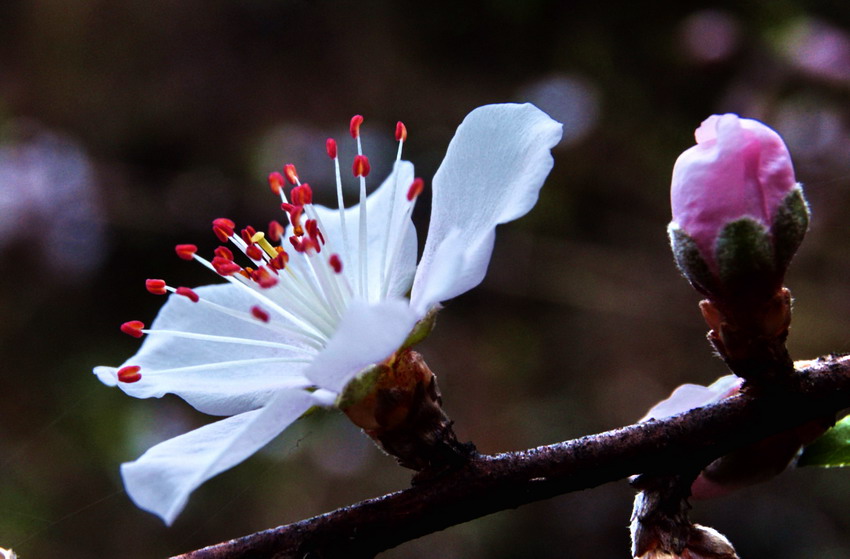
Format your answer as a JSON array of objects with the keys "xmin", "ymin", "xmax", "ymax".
[{"xmin": 2, "ymin": 1, "xmax": 850, "ymax": 557}]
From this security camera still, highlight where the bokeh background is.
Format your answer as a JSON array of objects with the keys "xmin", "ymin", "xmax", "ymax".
[{"xmin": 2, "ymin": 1, "xmax": 850, "ymax": 557}]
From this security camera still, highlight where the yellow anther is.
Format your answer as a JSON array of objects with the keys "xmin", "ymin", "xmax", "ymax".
[{"xmin": 251, "ymin": 231, "xmax": 278, "ymax": 258}]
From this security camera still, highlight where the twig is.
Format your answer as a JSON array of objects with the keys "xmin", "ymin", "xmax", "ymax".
[{"xmin": 172, "ymin": 354, "xmax": 850, "ymax": 559}]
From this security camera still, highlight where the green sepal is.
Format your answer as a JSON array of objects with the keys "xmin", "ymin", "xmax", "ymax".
[
  {"xmin": 336, "ymin": 363, "xmax": 384, "ymax": 409},
  {"xmin": 402, "ymin": 306, "xmax": 440, "ymax": 349},
  {"xmin": 798, "ymin": 416, "xmax": 850, "ymax": 468},
  {"xmin": 668, "ymin": 224, "xmax": 719, "ymax": 296},
  {"xmin": 715, "ymin": 217, "xmax": 775, "ymax": 291},
  {"xmin": 771, "ymin": 185, "xmax": 810, "ymax": 273}
]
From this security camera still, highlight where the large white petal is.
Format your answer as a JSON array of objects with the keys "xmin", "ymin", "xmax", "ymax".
[
  {"xmin": 95, "ymin": 284, "xmax": 317, "ymax": 415},
  {"xmin": 305, "ymin": 161, "xmax": 418, "ymax": 301},
  {"xmin": 411, "ymin": 103, "xmax": 562, "ymax": 313},
  {"xmin": 121, "ymin": 388, "xmax": 317, "ymax": 525},
  {"xmin": 304, "ymin": 298, "xmax": 418, "ymax": 393}
]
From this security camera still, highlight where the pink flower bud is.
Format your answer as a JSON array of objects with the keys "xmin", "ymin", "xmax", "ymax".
[{"xmin": 671, "ymin": 114, "xmax": 796, "ymax": 274}]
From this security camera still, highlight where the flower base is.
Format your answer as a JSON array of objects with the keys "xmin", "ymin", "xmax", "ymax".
[{"xmin": 342, "ymin": 350, "xmax": 476, "ymax": 475}]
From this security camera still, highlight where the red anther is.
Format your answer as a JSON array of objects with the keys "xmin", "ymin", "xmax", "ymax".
[
  {"xmin": 212, "ymin": 218, "xmax": 235, "ymax": 242},
  {"xmin": 270, "ymin": 250, "xmax": 289, "ymax": 270},
  {"xmin": 291, "ymin": 184, "xmax": 313, "ymax": 206},
  {"xmin": 395, "ymin": 121, "xmax": 407, "ymax": 142},
  {"xmin": 406, "ymin": 177, "xmax": 425, "ymax": 201},
  {"xmin": 175, "ymin": 244, "xmax": 198, "ymax": 260},
  {"xmin": 212, "ymin": 256, "xmax": 242, "ymax": 276},
  {"xmin": 213, "ymin": 226, "xmax": 230, "ymax": 242},
  {"xmin": 120, "ymin": 320, "xmax": 145, "ymax": 338},
  {"xmin": 251, "ymin": 266, "xmax": 279, "ymax": 288},
  {"xmin": 251, "ymin": 305, "xmax": 270, "ymax": 323},
  {"xmin": 305, "ymin": 219, "xmax": 324, "ymax": 246},
  {"xmin": 350, "ymin": 115, "xmax": 364, "ymax": 138},
  {"xmin": 283, "ymin": 163, "xmax": 299, "ymax": 185},
  {"xmin": 246, "ymin": 244, "xmax": 263, "ymax": 261},
  {"xmin": 326, "ymin": 138, "xmax": 338, "ymax": 159},
  {"xmin": 117, "ymin": 365, "xmax": 142, "ymax": 383},
  {"xmin": 353, "ymin": 154, "xmax": 371, "ymax": 177},
  {"xmin": 283, "ymin": 205, "xmax": 304, "ymax": 235},
  {"xmin": 214, "ymin": 246, "xmax": 234, "ymax": 261},
  {"xmin": 268, "ymin": 171, "xmax": 285, "ymax": 195},
  {"xmin": 176, "ymin": 286, "xmax": 200, "ymax": 303},
  {"xmin": 289, "ymin": 235, "xmax": 314, "ymax": 253},
  {"xmin": 329, "ymin": 254, "xmax": 343, "ymax": 274},
  {"xmin": 145, "ymin": 279, "xmax": 167, "ymax": 295},
  {"xmin": 214, "ymin": 217, "xmax": 236, "ymax": 229},
  {"xmin": 267, "ymin": 220, "xmax": 284, "ymax": 242},
  {"xmin": 240, "ymin": 226, "xmax": 257, "ymax": 245}
]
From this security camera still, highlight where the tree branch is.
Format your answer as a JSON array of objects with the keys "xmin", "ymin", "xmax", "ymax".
[{"xmin": 172, "ymin": 354, "xmax": 850, "ymax": 559}]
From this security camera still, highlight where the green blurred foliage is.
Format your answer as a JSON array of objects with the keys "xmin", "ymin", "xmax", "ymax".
[
  {"xmin": 800, "ymin": 416, "xmax": 850, "ymax": 467},
  {"xmin": 2, "ymin": 1, "xmax": 850, "ymax": 557}
]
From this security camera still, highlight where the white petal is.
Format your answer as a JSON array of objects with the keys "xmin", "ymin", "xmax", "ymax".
[
  {"xmin": 121, "ymin": 388, "xmax": 317, "ymax": 525},
  {"xmin": 640, "ymin": 375, "xmax": 741, "ymax": 421},
  {"xmin": 95, "ymin": 284, "xmax": 317, "ymax": 415},
  {"xmin": 93, "ymin": 362, "xmax": 312, "ymax": 416},
  {"xmin": 304, "ymin": 298, "xmax": 418, "ymax": 393},
  {"xmin": 307, "ymin": 161, "xmax": 418, "ymax": 300},
  {"xmin": 411, "ymin": 103, "xmax": 562, "ymax": 313}
]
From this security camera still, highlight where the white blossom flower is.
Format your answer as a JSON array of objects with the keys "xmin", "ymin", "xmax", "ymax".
[{"xmin": 94, "ymin": 103, "xmax": 562, "ymax": 524}]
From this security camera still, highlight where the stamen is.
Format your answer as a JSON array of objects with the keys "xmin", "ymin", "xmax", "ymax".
[
  {"xmin": 350, "ymin": 115, "xmax": 363, "ymax": 139},
  {"xmin": 291, "ymin": 184, "xmax": 313, "ymax": 205},
  {"xmin": 267, "ymin": 220, "xmax": 284, "ymax": 243},
  {"xmin": 176, "ymin": 287, "xmax": 200, "ymax": 303},
  {"xmin": 240, "ymin": 226, "xmax": 257, "ymax": 245},
  {"xmin": 329, "ymin": 254, "xmax": 343, "ymax": 274},
  {"xmin": 270, "ymin": 250, "xmax": 289, "ymax": 270},
  {"xmin": 251, "ymin": 266, "xmax": 279, "ymax": 288},
  {"xmin": 282, "ymin": 204, "xmax": 305, "ymax": 236},
  {"xmin": 141, "ymin": 329, "xmax": 314, "ymax": 350},
  {"xmin": 145, "ymin": 279, "xmax": 167, "ymax": 295},
  {"xmin": 136, "ymin": 358, "xmax": 317, "ymax": 377},
  {"xmin": 175, "ymin": 244, "xmax": 198, "ymax": 261},
  {"xmin": 381, "ymin": 124, "xmax": 410, "ymax": 291},
  {"xmin": 117, "ymin": 365, "xmax": 142, "ymax": 383},
  {"xmin": 214, "ymin": 246, "xmax": 234, "ymax": 260},
  {"xmin": 352, "ymin": 119, "xmax": 368, "ymax": 296},
  {"xmin": 251, "ymin": 305, "xmax": 270, "ymax": 323},
  {"xmin": 407, "ymin": 177, "xmax": 425, "ymax": 201},
  {"xmin": 352, "ymin": 155, "xmax": 371, "ymax": 177},
  {"xmin": 212, "ymin": 256, "xmax": 242, "ymax": 276},
  {"xmin": 268, "ymin": 172, "xmax": 285, "ymax": 195},
  {"xmin": 382, "ymin": 178, "xmax": 425, "ymax": 298},
  {"xmin": 284, "ymin": 164, "xmax": 299, "ymax": 185},
  {"xmin": 246, "ymin": 244, "xmax": 264, "ymax": 261},
  {"xmin": 190, "ymin": 251, "xmax": 332, "ymax": 341},
  {"xmin": 212, "ymin": 218, "xmax": 236, "ymax": 242},
  {"xmin": 306, "ymin": 220, "xmax": 325, "ymax": 247},
  {"xmin": 120, "ymin": 320, "xmax": 145, "ymax": 338},
  {"xmin": 327, "ymin": 136, "xmax": 349, "ymax": 262}
]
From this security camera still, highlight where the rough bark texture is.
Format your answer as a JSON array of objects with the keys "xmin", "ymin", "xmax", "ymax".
[{"xmin": 171, "ymin": 354, "xmax": 850, "ymax": 559}]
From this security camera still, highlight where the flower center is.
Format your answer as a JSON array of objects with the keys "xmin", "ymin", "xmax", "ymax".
[{"xmin": 118, "ymin": 116, "xmax": 424, "ymax": 383}]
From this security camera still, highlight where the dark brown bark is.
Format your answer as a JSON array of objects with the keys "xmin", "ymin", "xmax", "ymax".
[{"xmin": 172, "ymin": 354, "xmax": 850, "ymax": 559}]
